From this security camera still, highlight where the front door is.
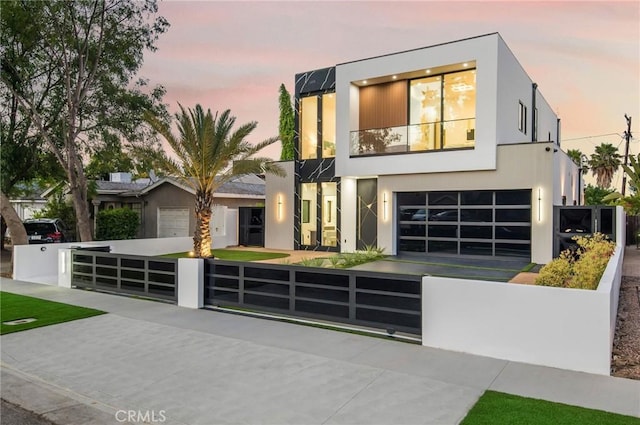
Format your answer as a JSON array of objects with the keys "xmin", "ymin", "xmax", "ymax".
[{"xmin": 356, "ymin": 179, "xmax": 377, "ymax": 250}]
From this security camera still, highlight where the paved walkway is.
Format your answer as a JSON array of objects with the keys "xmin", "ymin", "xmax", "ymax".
[
  {"xmin": 1, "ymin": 246, "xmax": 639, "ymax": 424},
  {"xmin": 2, "ymin": 276, "xmax": 639, "ymax": 425}
]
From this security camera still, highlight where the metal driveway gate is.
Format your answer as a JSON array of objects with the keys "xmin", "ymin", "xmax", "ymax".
[
  {"xmin": 204, "ymin": 260, "xmax": 422, "ymax": 335},
  {"xmin": 71, "ymin": 251, "xmax": 178, "ymax": 302}
]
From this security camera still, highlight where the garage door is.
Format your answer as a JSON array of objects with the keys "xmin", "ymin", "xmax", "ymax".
[
  {"xmin": 398, "ymin": 190, "xmax": 531, "ymax": 258},
  {"xmin": 158, "ymin": 208, "xmax": 190, "ymax": 238}
]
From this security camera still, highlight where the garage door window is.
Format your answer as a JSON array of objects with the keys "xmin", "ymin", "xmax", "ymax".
[{"xmin": 398, "ymin": 190, "xmax": 531, "ymax": 258}]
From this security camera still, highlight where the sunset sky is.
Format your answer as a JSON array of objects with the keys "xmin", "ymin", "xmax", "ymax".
[{"xmin": 140, "ymin": 1, "xmax": 639, "ymax": 189}]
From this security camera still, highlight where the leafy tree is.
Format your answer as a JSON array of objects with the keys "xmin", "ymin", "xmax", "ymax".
[
  {"xmin": 0, "ymin": 0, "xmax": 169, "ymax": 242},
  {"xmin": 278, "ymin": 84, "xmax": 295, "ymax": 161},
  {"xmin": 0, "ymin": 3, "xmax": 67, "ymax": 247},
  {"xmin": 601, "ymin": 154, "xmax": 640, "ymax": 216},
  {"xmin": 146, "ymin": 104, "xmax": 285, "ymax": 258},
  {"xmin": 96, "ymin": 208, "xmax": 138, "ymax": 240},
  {"xmin": 584, "ymin": 184, "xmax": 614, "ymax": 206},
  {"xmin": 588, "ymin": 143, "xmax": 621, "ymax": 188}
]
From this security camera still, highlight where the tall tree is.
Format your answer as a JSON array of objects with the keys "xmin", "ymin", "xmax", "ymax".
[
  {"xmin": 566, "ymin": 148, "xmax": 587, "ymax": 175},
  {"xmin": 0, "ymin": 2, "xmax": 66, "ymax": 247},
  {"xmin": 588, "ymin": 143, "xmax": 622, "ymax": 188},
  {"xmin": 146, "ymin": 104, "xmax": 285, "ymax": 258},
  {"xmin": 278, "ymin": 84, "xmax": 295, "ymax": 161},
  {"xmin": 0, "ymin": 0, "xmax": 169, "ymax": 242}
]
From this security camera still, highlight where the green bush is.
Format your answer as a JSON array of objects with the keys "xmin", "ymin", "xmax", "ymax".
[
  {"xmin": 535, "ymin": 233, "xmax": 615, "ymax": 290},
  {"xmin": 96, "ymin": 208, "xmax": 139, "ymax": 240}
]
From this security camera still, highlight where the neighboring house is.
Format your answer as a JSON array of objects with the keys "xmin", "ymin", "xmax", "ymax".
[
  {"xmin": 265, "ymin": 33, "xmax": 580, "ymax": 264},
  {"xmin": 9, "ymin": 188, "xmax": 47, "ymax": 221},
  {"xmin": 137, "ymin": 174, "xmax": 265, "ymax": 240}
]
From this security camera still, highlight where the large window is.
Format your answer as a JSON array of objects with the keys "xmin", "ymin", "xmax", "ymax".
[
  {"xmin": 300, "ymin": 94, "xmax": 335, "ymax": 160},
  {"xmin": 300, "ymin": 96, "xmax": 318, "ymax": 159},
  {"xmin": 322, "ymin": 94, "xmax": 336, "ymax": 158},
  {"xmin": 300, "ymin": 182, "xmax": 337, "ymax": 247},
  {"xmin": 301, "ymin": 183, "xmax": 317, "ymax": 245},
  {"xmin": 408, "ymin": 69, "xmax": 476, "ymax": 151},
  {"xmin": 321, "ymin": 182, "xmax": 337, "ymax": 246}
]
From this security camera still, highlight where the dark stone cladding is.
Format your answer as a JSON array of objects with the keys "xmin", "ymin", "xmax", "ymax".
[
  {"xmin": 297, "ymin": 158, "xmax": 335, "ymax": 181},
  {"xmin": 293, "ymin": 66, "xmax": 338, "ymax": 251},
  {"xmin": 295, "ymin": 67, "xmax": 335, "ymax": 96}
]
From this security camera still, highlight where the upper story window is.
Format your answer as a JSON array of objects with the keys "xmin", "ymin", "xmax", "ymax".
[
  {"xmin": 518, "ymin": 101, "xmax": 527, "ymax": 135},
  {"xmin": 300, "ymin": 93, "xmax": 335, "ymax": 160},
  {"xmin": 300, "ymin": 96, "xmax": 318, "ymax": 159},
  {"xmin": 322, "ymin": 94, "xmax": 336, "ymax": 157},
  {"xmin": 351, "ymin": 67, "xmax": 476, "ymax": 156}
]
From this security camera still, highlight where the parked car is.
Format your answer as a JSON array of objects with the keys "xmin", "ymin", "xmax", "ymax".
[{"xmin": 24, "ymin": 218, "xmax": 71, "ymax": 244}]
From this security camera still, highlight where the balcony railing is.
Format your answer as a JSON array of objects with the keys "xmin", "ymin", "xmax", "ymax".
[{"xmin": 350, "ymin": 119, "xmax": 475, "ymax": 156}]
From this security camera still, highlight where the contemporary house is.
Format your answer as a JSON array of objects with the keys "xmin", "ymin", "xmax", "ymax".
[{"xmin": 266, "ymin": 33, "xmax": 580, "ymax": 264}]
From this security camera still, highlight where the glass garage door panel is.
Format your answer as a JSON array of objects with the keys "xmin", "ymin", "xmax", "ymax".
[{"xmin": 397, "ymin": 189, "xmax": 531, "ymax": 258}]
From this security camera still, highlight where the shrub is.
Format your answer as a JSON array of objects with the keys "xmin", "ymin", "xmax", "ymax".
[
  {"xmin": 535, "ymin": 233, "xmax": 615, "ymax": 290},
  {"xmin": 298, "ymin": 257, "xmax": 326, "ymax": 267},
  {"xmin": 534, "ymin": 252, "xmax": 573, "ymax": 287},
  {"xmin": 96, "ymin": 208, "xmax": 139, "ymax": 240}
]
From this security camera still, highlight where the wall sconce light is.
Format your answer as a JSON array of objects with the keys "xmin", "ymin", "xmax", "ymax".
[
  {"xmin": 537, "ymin": 188, "xmax": 542, "ymax": 222},
  {"xmin": 383, "ymin": 192, "xmax": 388, "ymax": 221},
  {"xmin": 277, "ymin": 195, "xmax": 283, "ymax": 220}
]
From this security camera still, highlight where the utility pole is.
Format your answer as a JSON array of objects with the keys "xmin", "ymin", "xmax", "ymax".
[{"xmin": 621, "ymin": 114, "xmax": 632, "ymax": 195}]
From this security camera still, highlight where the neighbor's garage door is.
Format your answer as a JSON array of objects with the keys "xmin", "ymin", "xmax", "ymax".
[
  {"xmin": 158, "ymin": 208, "xmax": 189, "ymax": 238},
  {"xmin": 398, "ymin": 190, "xmax": 531, "ymax": 258}
]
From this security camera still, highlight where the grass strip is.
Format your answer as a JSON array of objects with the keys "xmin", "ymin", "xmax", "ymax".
[
  {"xmin": 461, "ymin": 391, "xmax": 640, "ymax": 425},
  {"xmin": 1, "ymin": 292, "xmax": 106, "ymax": 335},
  {"xmin": 162, "ymin": 249, "xmax": 290, "ymax": 261}
]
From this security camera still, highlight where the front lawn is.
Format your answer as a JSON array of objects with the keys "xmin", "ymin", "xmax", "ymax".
[
  {"xmin": 1, "ymin": 292, "xmax": 106, "ymax": 335},
  {"xmin": 162, "ymin": 249, "xmax": 290, "ymax": 262},
  {"xmin": 461, "ymin": 391, "xmax": 640, "ymax": 425}
]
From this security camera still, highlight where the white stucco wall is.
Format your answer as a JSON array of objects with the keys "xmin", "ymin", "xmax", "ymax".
[
  {"xmin": 554, "ymin": 149, "xmax": 581, "ymax": 206},
  {"xmin": 495, "ymin": 38, "xmax": 535, "ymax": 144},
  {"xmin": 422, "ymin": 214, "xmax": 625, "ymax": 375},
  {"xmin": 335, "ymin": 33, "xmax": 501, "ymax": 177},
  {"xmin": 13, "ymin": 237, "xmax": 193, "ymax": 284},
  {"xmin": 369, "ymin": 142, "xmax": 558, "ymax": 264},
  {"xmin": 535, "ymin": 91, "xmax": 558, "ymax": 143},
  {"xmin": 264, "ymin": 161, "xmax": 295, "ymax": 250}
]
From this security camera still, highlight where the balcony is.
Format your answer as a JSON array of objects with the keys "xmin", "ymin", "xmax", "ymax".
[{"xmin": 350, "ymin": 119, "xmax": 475, "ymax": 157}]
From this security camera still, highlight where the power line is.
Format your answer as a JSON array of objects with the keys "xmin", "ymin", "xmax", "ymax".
[{"xmin": 563, "ymin": 132, "xmax": 624, "ymax": 141}]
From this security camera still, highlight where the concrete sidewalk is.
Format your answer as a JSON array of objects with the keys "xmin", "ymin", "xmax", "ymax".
[{"xmin": 2, "ymin": 279, "xmax": 639, "ymax": 425}]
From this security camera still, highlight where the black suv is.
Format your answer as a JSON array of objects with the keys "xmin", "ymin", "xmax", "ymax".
[{"xmin": 24, "ymin": 218, "xmax": 71, "ymax": 244}]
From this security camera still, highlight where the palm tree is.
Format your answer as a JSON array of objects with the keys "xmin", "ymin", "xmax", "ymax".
[
  {"xmin": 146, "ymin": 104, "xmax": 284, "ymax": 258},
  {"xmin": 588, "ymin": 143, "xmax": 621, "ymax": 188},
  {"xmin": 566, "ymin": 148, "xmax": 587, "ymax": 175}
]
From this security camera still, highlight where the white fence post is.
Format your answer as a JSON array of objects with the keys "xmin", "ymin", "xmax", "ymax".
[
  {"xmin": 177, "ymin": 258, "xmax": 204, "ymax": 308},
  {"xmin": 58, "ymin": 249, "xmax": 73, "ymax": 288}
]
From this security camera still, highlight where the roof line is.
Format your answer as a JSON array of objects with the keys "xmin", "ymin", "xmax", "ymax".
[{"xmin": 336, "ymin": 32, "xmax": 499, "ymax": 66}]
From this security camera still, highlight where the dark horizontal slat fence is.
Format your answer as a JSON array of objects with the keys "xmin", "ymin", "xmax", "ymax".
[
  {"xmin": 71, "ymin": 251, "xmax": 178, "ymax": 302},
  {"xmin": 205, "ymin": 260, "xmax": 422, "ymax": 335}
]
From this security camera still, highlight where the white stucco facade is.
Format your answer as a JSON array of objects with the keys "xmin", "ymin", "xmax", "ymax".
[{"xmin": 265, "ymin": 33, "xmax": 578, "ymax": 263}]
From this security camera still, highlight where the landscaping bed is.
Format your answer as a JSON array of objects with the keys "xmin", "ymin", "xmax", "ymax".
[{"xmin": 612, "ymin": 276, "xmax": 640, "ymax": 380}]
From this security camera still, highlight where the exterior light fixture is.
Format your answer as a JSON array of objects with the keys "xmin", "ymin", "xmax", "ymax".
[
  {"xmin": 463, "ymin": 62, "xmax": 469, "ymax": 67},
  {"xmin": 426, "ymin": 69, "xmax": 431, "ymax": 74},
  {"xmin": 277, "ymin": 195, "xmax": 283, "ymax": 220},
  {"xmin": 537, "ymin": 188, "xmax": 542, "ymax": 222},
  {"xmin": 392, "ymin": 75, "xmax": 397, "ymax": 80},
  {"xmin": 383, "ymin": 192, "xmax": 388, "ymax": 221},
  {"xmin": 362, "ymin": 80, "xmax": 367, "ymax": 84}
]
